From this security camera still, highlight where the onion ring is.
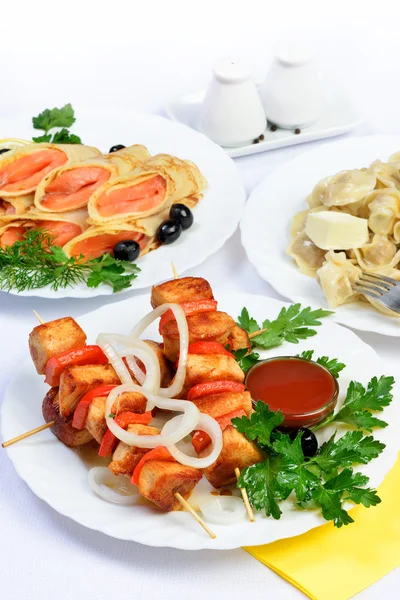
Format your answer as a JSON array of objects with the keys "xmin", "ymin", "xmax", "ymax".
[
  {"xmin": 163, "ymin": 414, "xmax": 223, "ymax": 468},
  {"xmin": 88, "ymin": 467, "xmax": 139, "ymax": 505},
  {"xmin": 105, "ymin": 385, "xmax": 200, "ymax": 448}
]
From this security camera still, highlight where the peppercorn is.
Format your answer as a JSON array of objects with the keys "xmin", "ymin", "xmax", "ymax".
[
  {"xmin": 295, "ymin": 128, "xmax": 301, "ymax": 135},
  {"xmin": 270, "ymin": 124, "xmax": 277, "ymax": 132},
  {"xmin": 259, "ymin": 134, "xmax": 265, "ymax": 141}
]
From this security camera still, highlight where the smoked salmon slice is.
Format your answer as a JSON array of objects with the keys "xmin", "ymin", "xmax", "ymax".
[
  {"xmin": 0, "ymin": 220, "xmax": 82, "ymax": 249},
  {"xmin": 70, "ymin": 231, "xmax": 149, "ymax": 260},
  {"xmin": 96, "ymin": 175, "xmax": 166, "ymax": 218},
  {"xmin": 0, "ymin": 149, "xmax": 67, "ymax": 193},
  {"xmin": 40, "ymin": 167, "xmax": 111, "ymax": 211}
]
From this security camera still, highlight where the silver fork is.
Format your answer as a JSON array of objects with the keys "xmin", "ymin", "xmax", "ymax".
[{"xmin": 354, "ymin": 272, "xmax": 400, "ymax": 314}]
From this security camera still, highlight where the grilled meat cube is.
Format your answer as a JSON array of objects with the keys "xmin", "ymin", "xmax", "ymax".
[
  {"xmin": 229, "ymin": 324, "xmax": 251, "ymax": 352},
  {"xmin": 59, "ymin": 363, "xmax": 119, "ymax": 417},
  {"xmin": 138, "ymin": 460, "xmax": 202, "ymax": 511},
  {"xmin": 109, "ymin": 424, "xmax": 160, "ymax": 476},
  {"xmin": 151, "ymin": 276, "xmax": 214, "ymax": 309},
  {"xmin": 143, "ymin": 340, "xmax": 173, "ymax": 387},
  {"xmin": 162, "ymin": 311, "xmax": 236, "ymax": 362},
  {"xmin": 179, "ymin": 353, "xmax": 245, "ymax": 398},
  {"xmin": 29, "ymin": 317, "xmax": 87, "ymax": 375},
  {"xmin": 42, "ymin": 387, "xmax": 93, "ymax": 447},
  {"xmin": 192, "ymin": 391, "xmax": 252, "ymax": 419},
  {"xmin": 201, "ymin": 426, "xmax": 264, "ymax": 488},
  {"xmin": 86, "ymin": 392, "xmax": 148, "ymax": 443}
]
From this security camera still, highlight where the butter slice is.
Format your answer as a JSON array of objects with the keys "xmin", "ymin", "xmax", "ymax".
[{"xmin": 305, "ymin": 211, "xmax": 369, "ymax": 250}]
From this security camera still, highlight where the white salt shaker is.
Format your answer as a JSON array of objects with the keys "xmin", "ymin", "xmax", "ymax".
[
  {"xmin": 198, "ymin": 58, "xmax": 266, "ymax": 147},
  {"xmin": 260, "ymin": 44, "xmax": 325, "ymax": 129}
]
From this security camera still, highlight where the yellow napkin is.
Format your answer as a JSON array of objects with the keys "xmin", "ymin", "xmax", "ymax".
[{"xmin": 244, "ymin": 453, "xmax": 400, "ymax": 600}]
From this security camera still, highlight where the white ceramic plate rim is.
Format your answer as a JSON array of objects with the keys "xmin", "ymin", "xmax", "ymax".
[
  {"xmin": 0, "ymin": 109, "xmax": 245, "ymax": 299},
  {"xmin": 1, "ymin": 291, "xmax": 398, "ymax": 549},
  {"xmin": 241, "ymin": 134, "xmax": 400, "ymax": 337}
]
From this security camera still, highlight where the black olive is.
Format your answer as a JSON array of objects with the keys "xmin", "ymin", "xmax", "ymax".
[
  {"xmin": 169, "ymin": 204, "xmax": 194, "ymax": 230},
  {"xmin": 292, "ymin": 427, "xmax": 318, "ymax": 457},
  {"xmin": 113, "ymin": 240, "xmax": 140, "ymax": 261},
  {"xmin": 109, "ymin": 144, "xmax": 126, "ymax": 153},
  {"xmin": 0, "ymin": 148, "xmax": 10, "ymax": 155},
  {"xmin": 156, "ymin": 219, "xmax": 182, "ymax": 244}
]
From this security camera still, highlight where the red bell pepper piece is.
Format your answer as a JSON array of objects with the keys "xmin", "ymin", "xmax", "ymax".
[
  {"xmin": 192, "ymin": 408, "xmax": 247, "ymax": 454},
  {"xmin": 187, "ymin": 380, "xmax": 246, "ymax": 401},
  {"xmin": 158, "ymin": 299, "xmax": 218, "ymax": 333},
  {"xmin": 131, "ymin": 446, "xmax": 175, "ymax": 485},
  {"xmin": 45, "ymin": 345, "xmax": 108, "ymax": 387},
  {"xmin": 187, "ymin": 341, "xmax": 235, "ymax": 358},
  {"xmin": 98, "ymin": 411, "xmax": 153, "ymax": 457},
  {"xmin": 72, "ymin": 384, "xmax": 118, "ymax": 430}
]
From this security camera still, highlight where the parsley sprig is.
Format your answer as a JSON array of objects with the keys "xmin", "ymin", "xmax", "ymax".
[
  {"xmin": 0, "ymin": 229, "xmax": 140, "ymax": 293},
  {"xmin": 237, "ymin": 304, "xmax": 333, "ymax": 350},
  {"xmin": 233, "ymin": 402, "xmax": 385, "ymax": 526},
  {"xmin": 297, "ymin": 350, "xmax": 346, "ymax": 379},
  {"xmin": 32, "ymin": 104, "xmax": 81, "ymax": 144},
  {"xmin": 315, "ymin": 376, "xmax": 394, "ymax": 431}
]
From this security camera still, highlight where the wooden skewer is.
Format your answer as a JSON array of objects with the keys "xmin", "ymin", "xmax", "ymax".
[
  {"xmin": 171, "ymin": 261, "xmax": 179, "ymax": 280},
  {"xmin": 174, "ymin": 492, "xmax": 216, "ymax": 539},
  {"xmin": 248, "ymin": 328, "xmax": 268, "ymax": 339},
  {"xmin": 234, "ymin": 467, "xmax": 255, "ymax": 522},
  {"xmin": 33, "ymin": 310, "xmax": 45, "ymax": 325},
  {"xmin": 2, "ymin": 309, "xmax": 54, "ymax": 449},
  {"xmin": 2, "ymin": 421, "xmax": 55, "ymax": 448}
]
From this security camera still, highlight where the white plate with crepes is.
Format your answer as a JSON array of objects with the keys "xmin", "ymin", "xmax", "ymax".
[
  {"xmin": 241, "ymin": 134, "xmax": 400, "ymax": 336},
  {"xmin": 0, "ymin": 108, "xmax": 245, "ymax": 299},
  {"xmin": 1, "ymin": 290, "xmax": 398, "ymax": 550}
]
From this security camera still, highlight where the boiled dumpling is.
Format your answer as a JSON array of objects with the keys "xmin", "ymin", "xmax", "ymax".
[
  {"xmin": 307, "ymin": 176, "xmax": 332, "ymax": 208},
  {"xmin": 287, "ymin": 231, "xmax": 327, "ymax": 277},
  {"xmin": 368, "ymin": 160, "xmax": 400, "ymax": 190},
  {"xmin": 323, "ymin": 169, "xmax": 376, "ymax": 207},
  {"xmin": 354, "ymin": 234, "xmax": 399, "ymax": 270},
  {"xmin": 366, "ymin": 188, "xmax": 400, "ymax": 235},
  {"xmin": 289, "ymin": 210, "xmax": 309, "ymax": 238},
  {"xmin": 317, "ymin": 250, "xmax": 361, "ymax": 307},
  {"xmin": 392, "ymin": 221, "xmax": 400, "ymax": 243}
]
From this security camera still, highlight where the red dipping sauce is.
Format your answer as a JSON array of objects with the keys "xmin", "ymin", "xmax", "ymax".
[{"xmin": 245, "ymin": 356, "xmax": 339, "ymax": 428}]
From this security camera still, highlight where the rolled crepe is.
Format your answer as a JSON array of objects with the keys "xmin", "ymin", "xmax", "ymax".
[
  {"xmin": 0, "ymin": 143, "xmax": 101, "ymax": 197},
  {"xmin": 87, "ymin": 154, "xmax": 207, "ymax": 224},
  {"xmin": 0, "ymin": 208, "xmax": 89, "ymax": 248},
  {"xmin": 34, "ymin": 144, "xmax": 151, "ymax": 213},
  {"xmin": 64, "ymin": 196, "xmax": 200, "ymax": 261},
  {"xmin": 0, "ymin": 194, "xmax": 34, "ymax": 216}
]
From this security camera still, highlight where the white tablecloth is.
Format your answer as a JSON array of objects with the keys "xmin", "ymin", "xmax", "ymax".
[{"xmin": 1, "ymin": 1, "xmax": 400, "ymax": 597}]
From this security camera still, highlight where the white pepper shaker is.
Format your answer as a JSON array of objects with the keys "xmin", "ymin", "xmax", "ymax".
[{"xmin": 198, "ymin": 58, "xmax": 266, "ymax": 147}]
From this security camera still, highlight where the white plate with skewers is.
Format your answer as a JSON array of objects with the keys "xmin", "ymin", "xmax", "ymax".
[
  {"xmin": 0, "ymin": 108, "xmax": 245, "ymax": 298},
  {"xmin": 1, "ymin": 290, "xmax": 398, "ymax": 550}
]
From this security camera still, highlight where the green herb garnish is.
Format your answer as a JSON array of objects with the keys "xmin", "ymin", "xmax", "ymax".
[
  {"xmin": 238, "ymin": 304, "xmax": 333, "ymax": 350},
  {"xmin": 108, "ymin": 414, "xmax": 116, "ymax": 419},
  {"xmin": 230, "ymin": 347, "xmax": 260, "ymax": 373},
  {"xmin": 32, "ymin": 103, "xmax": 81, "ymax": 144},
  {"xmin": 315, "ymin": 376, "xmax": 394, "ymax": 431},
  {"xmin": 233, "ymin": 401, "xmax": 384, "ymax": 527},
  {"xmin": 0, "ymin": 229, "xmax": 140, "ymax": 293},
  {"xmin": 297, "ymin": 350, "xmax": 346, "ymax": 379}
]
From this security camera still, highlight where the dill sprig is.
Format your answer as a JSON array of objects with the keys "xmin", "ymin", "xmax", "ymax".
[{"xmin": 0, "ymin": 229, "xmax": 140, "ymax": 293}]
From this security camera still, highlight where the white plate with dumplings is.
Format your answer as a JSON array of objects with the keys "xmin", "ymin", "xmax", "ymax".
[{"xmin": 241, "ymin": 135, "xmax": 400, "ymax": 336}]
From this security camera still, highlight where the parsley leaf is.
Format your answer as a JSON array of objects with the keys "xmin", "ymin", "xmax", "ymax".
[
  {"xmin": 52, "ymin": 128, "xmax": 81, "ymax": 144},
  {"xmin": 32, "ymin": 133, "xmax": 52, "ymax": 143},
  {"xmin": 238, "ymin": 304, "xmax": 333, "ymax": 350},
  {"xmin": 315, "ymin": 431, "xmax": 385, "ymax": 472},
  {"xmin": 230, "ymin": 347, "xmax": 260, "ymax": 373},
  {"xmin": 232, "ymin": 402, "xmax": 284, "ymax": 447},
  {"xmin": 234, "ymin": 401, "xmax": 385, "ymax": 526},
  {"xmin": 32, "ymin": 103, "xmax": 75, "ymax": 134},
  {"xmin": 317, "ymin": 376, "xmax": 394, "ymax": 431},
  {"xmin": 237, "ymin": 308, "xmax": 259, "ymax": 334},
  {"xmin": 298, "ymin": 350, "xmax": 346, "ymax": 378}
]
